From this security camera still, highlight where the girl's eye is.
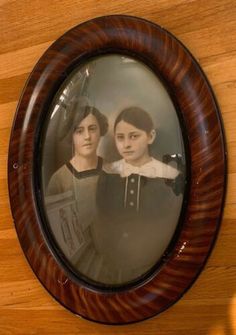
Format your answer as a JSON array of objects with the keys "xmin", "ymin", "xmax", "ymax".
[
  {"xmin": 89, "ymin": 126, "xmax": 97, "ymax": 132},
  {"xmin": 116, "ymin": 135, "xmax": 124, "ymax": 141},
  {"xmin": 130, "ymin": 134, "xmax": 139, "ymax": 139},
  {"xmin": 75, "ymin": 128, "xmax": 83, "ymax": 134}
]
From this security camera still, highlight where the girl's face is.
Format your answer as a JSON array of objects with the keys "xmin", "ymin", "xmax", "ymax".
[
  {"xmin": 73, "ymin": 113, "xmax": 101, "ymax": 158},
  {"xmin": 115, "ymin": 120, "xmax": 155, "ymax": 166}
]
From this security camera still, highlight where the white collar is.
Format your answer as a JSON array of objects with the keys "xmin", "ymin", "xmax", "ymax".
[{"xmin": 103, "ymin": 158, "xmax": 179, "ymax": 179}]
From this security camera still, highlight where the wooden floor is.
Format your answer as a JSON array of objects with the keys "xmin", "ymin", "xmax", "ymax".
[{"xmin": 0, "ymin": 0, "xmax": 236, "ymax": 334}]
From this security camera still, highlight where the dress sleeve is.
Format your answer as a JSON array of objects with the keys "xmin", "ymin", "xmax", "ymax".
[
  {"xmin": 165, "ymin": 172, "xmax": 185, "ymax": 196},
  {"xmin": 46, "ymin": 172, "xmax": 61, "ymax": 195}
]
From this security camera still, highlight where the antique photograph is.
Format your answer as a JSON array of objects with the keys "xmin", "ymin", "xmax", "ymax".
[{"xmin": 41, "ymin": 54, "xmax": 186, "ymax": 285}]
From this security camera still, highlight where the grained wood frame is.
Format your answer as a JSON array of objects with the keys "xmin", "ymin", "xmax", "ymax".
[{"xmin": 8, "ymin": 15, "xmax": 226, "ymax": 324}]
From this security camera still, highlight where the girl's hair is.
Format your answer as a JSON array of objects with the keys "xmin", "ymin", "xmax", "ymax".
[
  {"xmin": 72, "ymin": 106, "xmax": 108, "ymax": 136},
  {"xmin": 60, "ymin": 105, "xmax": 108, "ymax": 140},
  {"xmin": 114, "ymin": 107, "xmax": 154, "ymax": 133}
]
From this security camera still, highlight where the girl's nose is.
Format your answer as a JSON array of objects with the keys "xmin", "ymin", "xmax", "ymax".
[
  {"xmin": 84, "ymin": 129, "xmax": 91, "ymax": 139},
  {"xmin": 124, "ymin": 138, "xmax": 131, "ymax": 148}
]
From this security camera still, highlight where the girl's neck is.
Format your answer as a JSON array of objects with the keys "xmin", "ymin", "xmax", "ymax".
[
  {"xmin": 126, "ymin": 154, "xmax": 152, "ymax": 167},
  {"xmin": 70, "ymin": 155, "xmax": 98, "ymax": 172}
]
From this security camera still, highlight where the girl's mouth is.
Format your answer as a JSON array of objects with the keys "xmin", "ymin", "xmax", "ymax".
[{"xmin": 123, "ymin": 151, "xmax": 134, "ymax": 154}]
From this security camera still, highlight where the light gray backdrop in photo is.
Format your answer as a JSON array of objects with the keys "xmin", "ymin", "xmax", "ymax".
[{"xmin": 42, "ymin": 54, "xmax": 185, "ymax": 188}]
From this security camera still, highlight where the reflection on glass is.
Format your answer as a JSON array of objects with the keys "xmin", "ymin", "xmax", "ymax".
[{"xmin": 41, "ymin": 54, "xmax": 186, "ymax": 286}]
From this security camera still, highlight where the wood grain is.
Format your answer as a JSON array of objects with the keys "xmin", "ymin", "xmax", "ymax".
[
  {"xmin": 7, "ymin": 13, "xmax": 226, "ymax": 323},
  {"xmin": 1, "ymin": 0, "xmax": 236, "ymax": 334}
]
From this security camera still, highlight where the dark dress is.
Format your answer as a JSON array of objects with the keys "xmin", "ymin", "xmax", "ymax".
[{"xmin": 95, "ymin": 161, "xmax": 184, "ymax": 284}]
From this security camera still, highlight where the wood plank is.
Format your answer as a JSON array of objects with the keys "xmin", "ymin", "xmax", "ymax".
[
  {"xmin": 0, "ymin": 101, "xmax": 17, "ymax": 129},
  {"xmin": 0, "ymin": 43, "xmax": 51, "ymax": 80},
  {"xmin": 0, "ymin": 73, "xmax": 29, "ymax": 104},
  {"xmin": 0, "ymin": 303, "xmax": 234, "ymax": 335}
]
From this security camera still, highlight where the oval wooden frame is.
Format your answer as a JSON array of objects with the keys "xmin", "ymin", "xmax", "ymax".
[{"xmin": 8, "ymin": 15, "xmax": 226, "ymax": 324}]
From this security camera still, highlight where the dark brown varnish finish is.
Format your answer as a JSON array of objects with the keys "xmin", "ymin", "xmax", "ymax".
[{"xmin": 8, "ymin": 15, "xmax": 226, "ymax": 324}]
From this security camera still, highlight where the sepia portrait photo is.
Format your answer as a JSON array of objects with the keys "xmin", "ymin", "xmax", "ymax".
[{"xmin": 41, "ymin": 54, "xmax": 186, "ymax": 286}]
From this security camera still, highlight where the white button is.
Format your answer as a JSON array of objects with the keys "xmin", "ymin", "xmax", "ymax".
[
  {"xmin": 131, "ymin": 178, "xmax": 135, "ymax": 183},
  {"xmin": 130, "ymin": 189, "xmax": 134, "ymax": 194},
  {"xmin": 129, "ymin": 202, "xmax": 134, "ymax": 206}
]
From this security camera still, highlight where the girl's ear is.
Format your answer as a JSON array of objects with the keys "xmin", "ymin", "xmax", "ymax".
[{"xmin": 148, "ymin": 129, "xmax": 156, "ymax": 144}]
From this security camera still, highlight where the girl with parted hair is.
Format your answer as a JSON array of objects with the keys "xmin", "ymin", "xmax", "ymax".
[{"xmin": 95, "ymin": 106, "xmax": 183, "ymax": 284}]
